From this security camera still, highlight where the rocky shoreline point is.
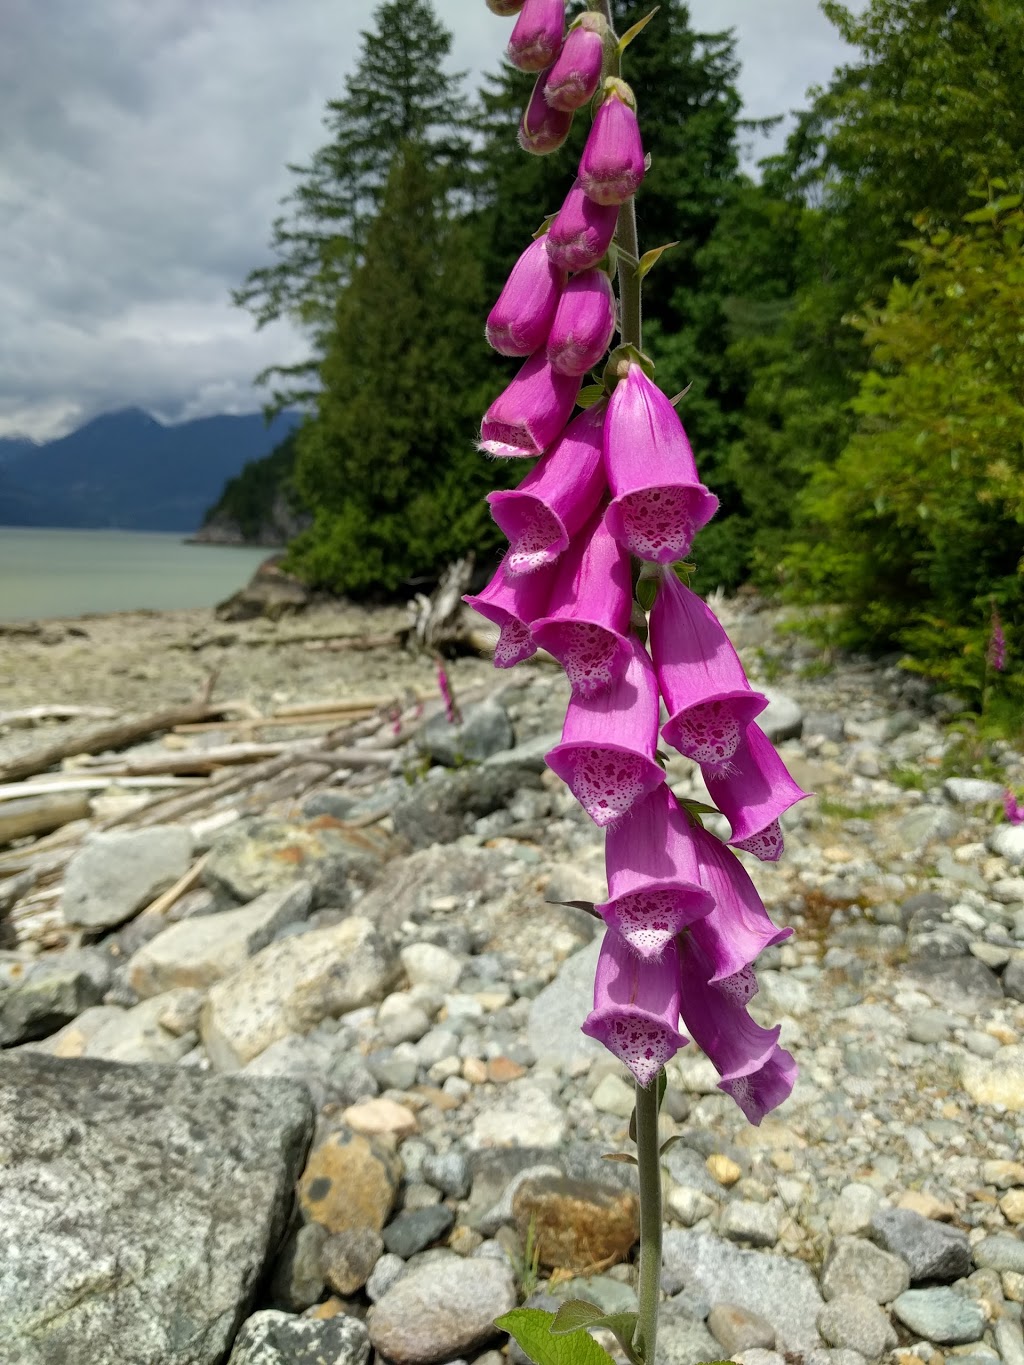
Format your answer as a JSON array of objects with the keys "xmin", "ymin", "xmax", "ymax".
[{"xmin": 0, "ymin": 595, "xmax": 1023, "ymax": 1365}]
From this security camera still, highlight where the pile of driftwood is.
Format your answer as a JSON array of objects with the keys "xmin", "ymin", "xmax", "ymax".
[
  {"xmin": 0, "ymin": 564, "xmax": 505, "ymax": 947},
  {"xmin": 0, "ymin": 676, "xmax": 493, "ymax": 950}
]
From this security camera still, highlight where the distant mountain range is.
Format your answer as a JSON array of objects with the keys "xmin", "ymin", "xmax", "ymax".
[{"xmin": 0, "ymin": 408, "xmax": 300, "ymax": 533}]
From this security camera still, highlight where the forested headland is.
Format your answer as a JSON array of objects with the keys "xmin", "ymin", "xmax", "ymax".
[{"xmin": 208, "ymin": 0, "xmax": 1024, "ymax": 730}]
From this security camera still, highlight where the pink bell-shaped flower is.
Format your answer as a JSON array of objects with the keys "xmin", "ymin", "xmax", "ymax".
[
  {"xmin": 486, "ymin": 402, "xmax": 606, "ymax": 575},
  {"xmin": 486, "ymin": 235, "xmax": 566, "ymax": 357},
  {"xmin": 545, "ymin": 634, "xmax": 664, "ymax": 826},
  {"xmin": 677, "ymin": 933, "xmax": 796, "ymax": 1124},
  {"xmin": 701, "ymin": 723, "xmax": 809, "ymax": 862},
  {"xmin": 532, "ymin": 505, "xmax": 632, "ymax": 695},
  {"xmin": 519, "ymin": 68, "xmax": 574, "ymax": 154},
  {"xmin": 687, "ymin": 822, "xmax": 790, "ymax": 981},
  {"xmin": 579, "ymin": 80, "xmax": 645, "ymax": 206},
  {"xmin": 649, "ymin": 570, "xmax": 768, "ymax": 765},
  {"xmin": 507, "ymin": 0, "xmax": 565, "ymax": 72},
  {"xmin": 463, "ymin": 557, "xmax": 555, "ymax": 668},
  {"xmin": 546, "ymin": 179, "xmax": 619, "ymax": 272},
  {"xmin": 604, "ymin": 363, "xmax": 719, "ymax": 562},
  {"xmin": 597, "ymin": 785, "xmax": 713, "ymax": 960},
  {"xmin": 546, "ymin": 268, "xmax": 617, "ymax": 376},
  {"xmin": 543, "ymin": 14, "xmax": 606, "ymax": 111},
  {"xmin": 480, "ymin": 351, "xmax": 581, "ymax": 459},
  {"xmin": 582, "ymin": 931, "xmax": 687, "ymax": 1086},
  {"xmin": 720, "ymin": 1046, "xmax": 799, "ymax": 1125}
]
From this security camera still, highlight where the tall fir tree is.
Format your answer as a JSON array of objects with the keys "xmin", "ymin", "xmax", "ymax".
[
  {"xmin": 286, "ymin": 143, "xmax": 498, "ymax": 595},
  {"xmin": 234, "ymin": 0, "xmax": 472, "ymax": 411}
]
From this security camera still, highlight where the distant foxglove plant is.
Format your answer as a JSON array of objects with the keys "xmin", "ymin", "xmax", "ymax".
[{"xmin": 471, "ymin": 5, "xmax": 804, "ymax": 1362}]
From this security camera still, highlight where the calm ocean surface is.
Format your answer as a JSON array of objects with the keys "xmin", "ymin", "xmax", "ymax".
[{"xmin": 0, "ymin": 528, "xmax": 271, "ymax": 621}]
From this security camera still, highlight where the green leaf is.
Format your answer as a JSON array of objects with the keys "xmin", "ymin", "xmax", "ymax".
[
  {"xmin": 635, "ymin": 575, "xmax": 659, "ymax": 611},
  {"xmin": 576, "ymin": 383, "xmax": 606, "ymax": 409},
  {"xmin": 495, "ymin": 1309, "xmax": 618, "ymax": 1365},
  {"xmin": 660, "ymin": 1133, "xmax": 685, "ymax": 1155},
  {"xmin": 550, "ymin": 1301, "xmax": 642, "ymax": 1365},
  {"xmin": 601, "ymin": 1151, "xmax": 638, "ymax": 1165},
  {"xmin": 636, "ymin": 241, "xmax": 679, "ymax": 281},
  {"xmin": 627, "ymin": 1105, "xmax": 637, "ymax": 1143},
  {"xmin": 617, "ymin": 6, "xmax": 659, "ymax": 56}
]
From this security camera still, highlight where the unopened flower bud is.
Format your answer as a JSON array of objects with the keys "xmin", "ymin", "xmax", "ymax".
[
  {"xmin": 579, "ymin": 78, "xmax": 645, "ymax": 205},
  {"xmin": 486, "ymin": 235, "xmax": 566, "ymax": 356},
  {"xmin": 486, "ymin": 0, "xmax": 525, "ymax": 15},
  {"xmin": 519, "ymin": 69, "xmax": 574, "ymax": 155},
  {"xmin": 507, "ymin": 0, "xmax": 565, "ymax": 72},
  {"xmin": 546, "ymin": 178, "xmax": 618, "ymax": 271},
  {"xmin": 546, "ymin": 267, "xmax": 616, "ymax": 375},
  {"xmin": 543, "ymin": 14, "xmax": 606, "ymax": 111}
]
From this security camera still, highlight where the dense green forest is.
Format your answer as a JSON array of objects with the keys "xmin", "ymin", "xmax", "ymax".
[{"xmin": 223, "ymin": 0, "xmax": 1024, "ymax": 725}]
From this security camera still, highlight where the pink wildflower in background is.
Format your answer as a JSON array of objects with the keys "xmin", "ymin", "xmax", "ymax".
[{"xmin": 988, "ymin": 605, "xmax": 1007, "ymax": 672}]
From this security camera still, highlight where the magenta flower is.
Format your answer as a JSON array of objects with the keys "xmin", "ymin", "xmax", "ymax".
[
  {"xmin": 1004, "ymin": 789, "xmax": 1024, "ymax": 825},
  {"xmin": 532, "ymin": 506, "xmax": 633, "ymax": 695},
  {"xmin": 543, "ymin": 14, "xmax": 606, "ymax": 111},
  {"xmin": 436, "ymin": 661, "xmax": 461, "ymax": 726},
  {"xmin": 649, "ymin": 570, "xmax": 768, "ymax": 765},
  {"xmin": 479, "ymin": 351, "xmax": 581, "ymax": 459},
  {"xmin": 506, "ymin": 0, "xmax": 564, "ymax": 72},
  {"xmin": 988, "ymin": 605, "xmax": 1007, "ymax": 672},
  {"xmin": 546, "ymin": 634, "xmax": 665, "ymax": 826},
  {"xmin": 579, "ymin": 80, "xmax": 645, "ymax": 206},
  {"xmin": 546, "ymin": 268, "xmax": 617, "ymax": 376},
  {"xmin": 462, "ymin": 558, "xmax": 555, "ymax": 667},
  {"xmin": 546, "ymin": 179, "xmax": 620, "ymax": 272},
  {"xmin": 486, "ymin": 235, "xmax": 566, "ymax": 357},
  {"xmin": 582, "ymin": 931, "xmax": 687, "ymax": 1086},
  {"xmin": 604, "ymin": 363, "xmax": 719, "ymax": 562},
  {"xmin": 720, "ymin": 1046, "xmax": 799, "ymax": 1126},
  {"xmin": 688, "ymin": 821, "xmax": 791, "ymax": 980},
  {"xmin": 487, "ymin": 403, "xmax": 606, "ymax": 575},
  {"xmin": 701, "ymin": 723, "xmax": 808, "ymax": 862},
  {"xmin": 677, "ymin": 933, "xmax": 796, "ymax": 1124},
  {"xmin": 519, "ymin": 69, "xmax": 574, "ymax": 155},
  {"xmin": 597, "ymin": 785, "xmax": 713, "ymax": 959}
]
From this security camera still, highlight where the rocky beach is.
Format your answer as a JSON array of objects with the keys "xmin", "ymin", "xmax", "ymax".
[{"xmin": 0, "ymin": 593, "xmax": 1023, "ymax": 1365}]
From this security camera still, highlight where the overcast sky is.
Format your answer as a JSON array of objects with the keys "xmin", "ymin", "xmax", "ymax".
[{"xmin": 0, "ymin": 0, "xmax": 861, "ymax": 441}]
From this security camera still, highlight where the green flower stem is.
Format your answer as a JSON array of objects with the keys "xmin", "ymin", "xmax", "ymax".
[
  {"xmin": 590, "ymin": 8, "xmax": 661, "ymax": 1361},
  {"xmin": 632, "ymin": 1075, "xmax": 662, "ymax": 1364}
]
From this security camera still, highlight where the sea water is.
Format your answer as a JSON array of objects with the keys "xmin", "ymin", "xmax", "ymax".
[{"xmin": 0, "ymin": 527, "xmax": 271, "ymax": 621}]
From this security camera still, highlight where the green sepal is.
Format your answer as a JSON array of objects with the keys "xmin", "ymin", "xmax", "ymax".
[
  {"xmin": 617, "ymin": 6, "xmax": 660, "ymax": 57},
  {"xmin": 576, "ymin": 383, "xmax": 607, "ymax": 409},
  {"xmin": 670, "ymin": 383, "xmax": 692, "ymax": 408},
  {"xmin": 545, "ymin": 898, "xmax": 600, "ymax": 919},
  {"xmin": 678, "ymin": 798, "xmax": 720, "ymax": 818},
  {"xmin": 659, "ymin": 1133, "xmax": 685, "ymax": 1155},
  {"xmin": 550, "ymin": 1301, "xmax": 642, "ymax": 1365},
  {"xmin": 495, "ymin": 1309, "xmax": 617, "ymax": 1365},
  {"xmin": 533, "ymin": 213, "xmax": 558, "ymax": 239},
  {"xmin": 603, "ymin": 342, "xmax": 655, "ymax": 386},
  {"xmin": 635, "ymin": 571, "xmax": 660, "ymax": 612},
  {"xmin": 636, "ymin": 241, "xmax": 678, "ymax": 281}
]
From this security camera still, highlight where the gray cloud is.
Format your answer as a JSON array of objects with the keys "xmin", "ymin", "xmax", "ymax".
[{"xmin": 0, "ymin": 0, "xmax": 860, "ymax": 440}]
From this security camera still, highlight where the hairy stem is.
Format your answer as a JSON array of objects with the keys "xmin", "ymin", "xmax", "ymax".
[
  {"xmin": 590, "ymin": 8, "xmax": 660, "ymax": 1361},
  {"xmin": 633, "ymin": 1075, "xmax": 662, "ymax": 1364}
]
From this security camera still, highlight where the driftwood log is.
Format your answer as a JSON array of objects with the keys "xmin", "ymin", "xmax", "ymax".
[{"xmin": 0, "ymin": 699, "xmax": 229, "ymax": 785}]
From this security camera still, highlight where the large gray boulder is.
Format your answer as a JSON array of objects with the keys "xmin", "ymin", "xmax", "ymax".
[
  {"xmin": 0, "ymin": 1052, "xmax": 312, "ymax": 1365},
  {"xmin": 62, "ymin": 826, "xmax": 193, "ymax": 929}
]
